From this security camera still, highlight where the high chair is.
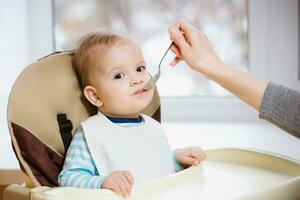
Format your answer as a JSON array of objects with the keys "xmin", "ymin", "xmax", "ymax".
[{"xmin": 4, "ymin": 52, "xmax": 300, "ymax": 200}]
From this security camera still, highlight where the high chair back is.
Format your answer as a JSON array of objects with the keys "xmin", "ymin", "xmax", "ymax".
[{"xmin": 6, "ymin": 51, "xmax": 161, "ymax": 189}]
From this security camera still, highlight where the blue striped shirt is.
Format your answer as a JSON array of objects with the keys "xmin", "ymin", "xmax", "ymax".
[{"xmin": 58, "ymin": 116, "xmax": 183, "ymax": 188}]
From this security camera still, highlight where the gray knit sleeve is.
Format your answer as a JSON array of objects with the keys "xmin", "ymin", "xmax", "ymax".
[{"xmin": 259, "ymin": 82, "xmax": 300, "ymax": 139}]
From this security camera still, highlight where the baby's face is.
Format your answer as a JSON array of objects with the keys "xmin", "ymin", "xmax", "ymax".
[{"xmin": 92, "ymin": 40, "xmax": 154, "ymax": 117}]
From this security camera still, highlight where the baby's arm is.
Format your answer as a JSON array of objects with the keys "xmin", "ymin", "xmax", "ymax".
[
  {"xmin": 58, "ymin": 128, "xmax": 134, "ymax": 197},
  {"xmin": 58, "ymin": 128, "xmax": 105, "ymax": 188},
  {"xmin": 172, "ymin": 150, "xmax": 185, "ymax": 172}
]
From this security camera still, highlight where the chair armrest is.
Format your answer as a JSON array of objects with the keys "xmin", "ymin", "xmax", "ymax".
[{"xmin": 4, "ymin": 184, "xmax": 31, "ymax": 200}]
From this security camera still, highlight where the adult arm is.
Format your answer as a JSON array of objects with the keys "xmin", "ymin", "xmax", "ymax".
[
  {"xmin": 168, "ymin": 19, "xmax": 268, "ymax": 111},
  {"xmin": 259, "ymin": 82, "xmax": 300, "ymax": 138},
  {"xmin": 168, "ymin": 20, "xmax": 300, "ymax": 138}
]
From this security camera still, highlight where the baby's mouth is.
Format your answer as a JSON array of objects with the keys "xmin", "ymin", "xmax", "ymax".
[{"xmin": 134, "ymin": 89, "xmax": 146, "ymax": 95}]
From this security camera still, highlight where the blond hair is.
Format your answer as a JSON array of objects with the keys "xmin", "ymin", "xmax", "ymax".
[{"xmin": 72, "ymin": 31, "xmax": 124, "ymax": 88}]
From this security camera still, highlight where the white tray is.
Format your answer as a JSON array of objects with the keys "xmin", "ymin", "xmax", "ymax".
[{"xmin": 31, "ymin": 148, "xmax": 300, "ymax": 200}]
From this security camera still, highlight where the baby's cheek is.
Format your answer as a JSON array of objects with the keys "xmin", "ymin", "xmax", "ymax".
[
  {"xmin": 144, "ymin": 72, "xmax": 152, "ymax": 81},
  {"xmin": 147, "ymin": 88, "xmax": 155, "ymax": 102}
]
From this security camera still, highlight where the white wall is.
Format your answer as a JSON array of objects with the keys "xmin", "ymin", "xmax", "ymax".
[
  {"xmin": 249, "ymin": 0, "xmax": 300, "ymax": 90},
  {"xmin": 0, "ymin": 1, "xmax": 28, "ymax": 95},
  {"xmin": 0, "ymin": 0, "xmax": 53, "ymax": 169},
  {"xmin": 27, "ymin": 0, "xmax": 54, "ymax": 61},
  {"xmin": 0, "ymin": 1, "xmax": 29, "ymax": 169}
]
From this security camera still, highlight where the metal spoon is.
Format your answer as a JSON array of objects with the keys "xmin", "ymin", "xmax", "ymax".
[{"xmin": 143, "ymin": 42, "xmax": 174, "ymax": 90}]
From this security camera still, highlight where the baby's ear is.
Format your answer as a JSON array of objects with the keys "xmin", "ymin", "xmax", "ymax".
[{"xmin": 83, "ymin": 86, "xmax": 103, "ymax": 107}]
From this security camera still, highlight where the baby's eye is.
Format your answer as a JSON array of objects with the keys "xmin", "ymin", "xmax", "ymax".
[
  {"xmin": 114, "ymin": 73, "xmax": 125, "ymax": 79},
  {"xmin": 137, "ymin": 66, "xmax": 146, "ymax": 72}
]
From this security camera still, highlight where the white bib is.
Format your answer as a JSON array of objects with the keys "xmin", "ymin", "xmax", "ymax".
[{"xmin": 81, "ymin": 112, "xmax": 175, "ymax": 183}]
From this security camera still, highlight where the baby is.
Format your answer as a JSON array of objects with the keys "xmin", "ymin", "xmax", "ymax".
[{"xmin": 58, "ymin": 30, "xmax": 206, "ymax": 197}]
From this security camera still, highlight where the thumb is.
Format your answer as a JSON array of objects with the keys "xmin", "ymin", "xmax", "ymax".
[{"xmin": 168, "ymin": 27, "xmax": 191, "ymax": 57}]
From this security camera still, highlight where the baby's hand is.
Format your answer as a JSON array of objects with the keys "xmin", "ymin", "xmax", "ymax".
[
  {"xmin": 102, "ymin": 170, "xmax": 134, "ymax": 198},
  {"xmin": 176, "ymin": 146, "xmax": 206, "ymax": 167}
]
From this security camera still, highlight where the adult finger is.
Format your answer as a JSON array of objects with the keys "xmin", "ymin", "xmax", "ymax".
[
  {"xmin": 170, "ymin": 43, "xmax": 181, "ymax": 57},
  {"xmin": 170, "ymin": 56, "xmax": 182, "ymax": 67},
  {"xmin": 175, "ymin": 19, "xmax": 197, "ymax": 44},
  {"xmin": 168, "ymin": 27, "xmax": 191, "ymax": 56}
]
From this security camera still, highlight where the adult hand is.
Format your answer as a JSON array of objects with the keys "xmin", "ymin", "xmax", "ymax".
[
  {"xmin": 168, "ymin": 19, "xmax": 227, "ymax": 78},
  {"xmin": 102, "ymin": 170, "xmax": 134, "ymax": 198}
]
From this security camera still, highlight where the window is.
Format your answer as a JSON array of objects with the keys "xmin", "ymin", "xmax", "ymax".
[
  {"xmin": 53, "ymin": 0, "xmax": 248, "ymax": 97},
  {"xmin": 21, "ymin": 0, "xmax": 298, "ymax": 122}
]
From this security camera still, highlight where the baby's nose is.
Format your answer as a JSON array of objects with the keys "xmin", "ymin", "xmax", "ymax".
[{"xmin": 130, "ymin": 79, "xmax": 143, "ymax": 86}]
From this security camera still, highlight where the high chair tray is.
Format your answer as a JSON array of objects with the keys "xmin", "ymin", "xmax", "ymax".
[{"xmin": 31, "ymin": 148, "xmax": 300, "ymax": 200}]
